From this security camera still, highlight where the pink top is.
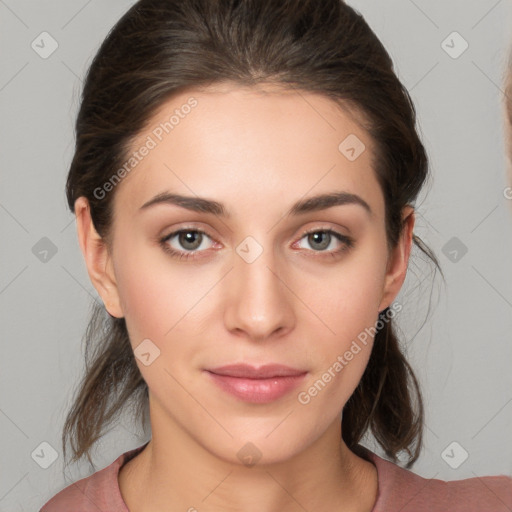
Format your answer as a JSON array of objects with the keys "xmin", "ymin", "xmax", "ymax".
[{"xmin": 41, "ymin": 443, "xmax": 512, "ymax": 511}]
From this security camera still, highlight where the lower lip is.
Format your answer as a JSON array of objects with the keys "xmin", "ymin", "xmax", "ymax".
[{"xmin": 204, "ymin": 371, "xmax": 307, "ymax": 404}]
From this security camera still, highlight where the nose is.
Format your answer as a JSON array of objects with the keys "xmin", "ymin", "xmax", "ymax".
[{"xmin": 223, "ymin": 241, "xmax": 296, "ymax": 342}]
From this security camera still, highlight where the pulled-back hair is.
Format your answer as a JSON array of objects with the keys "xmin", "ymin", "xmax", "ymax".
[{"xmin": 64, "ymin": 0, "xmax": 441, "ymax": 469}]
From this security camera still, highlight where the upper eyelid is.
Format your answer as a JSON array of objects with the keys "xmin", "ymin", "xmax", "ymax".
[
  {"xmin": 161, "ymin": 226, "xmax": 214, "ymax": 242},
  {"xmin": 161, "ymin": 226, "xmax": 351, "ymax": 247}
]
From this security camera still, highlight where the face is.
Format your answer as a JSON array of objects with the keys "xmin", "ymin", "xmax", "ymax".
[{"xmin": 77, "ymin": 83, "xmax": 413, "ymax": 465}]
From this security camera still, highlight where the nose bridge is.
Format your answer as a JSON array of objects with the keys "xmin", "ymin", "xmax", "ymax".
[{"xmin": 224, "ymin": 235, "xmax": 295, "ymax": 340}]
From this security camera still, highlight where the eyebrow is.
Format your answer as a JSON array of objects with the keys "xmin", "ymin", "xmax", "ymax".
[{"xmin": 139, "ymin": 191, "xmax": 372, "ymax": 217}]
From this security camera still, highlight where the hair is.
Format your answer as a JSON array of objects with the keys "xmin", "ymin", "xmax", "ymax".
[
  {"xmin": 63, "ymin": 0, "xmax": 442, "ymax": 469},
  {"xmin": 505, "ymin": 63, "xmax": 512, "ymax": 131}
]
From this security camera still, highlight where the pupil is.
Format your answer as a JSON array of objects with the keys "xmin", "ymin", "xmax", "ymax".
[
  {"xmin": 310, "ymin": 231, "xmax": 329, "ymax": 250},
  {"xmin": 181, "ymin": 231, "xmax": 201, "ymax": 250}
]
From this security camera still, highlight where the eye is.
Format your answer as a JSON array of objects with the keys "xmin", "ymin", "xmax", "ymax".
[
  {"xmin": 293, "ymin": 228, "xmax": 354, "ymax": 256},
  {"xmin": 159, "ymin": 228, "xmax": 215, "ymax": 260},
  {"xmin": 159, "ymin": 226, "xmax": 354, "ymax": 261}
]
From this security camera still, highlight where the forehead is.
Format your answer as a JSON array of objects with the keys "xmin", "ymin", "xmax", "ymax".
[{"xmin": 112, "ymin": 83, "xmax": 383, "ymax": 219}]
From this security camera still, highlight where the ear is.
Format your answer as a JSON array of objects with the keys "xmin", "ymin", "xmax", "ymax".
[
  {"xmin": 74, "ymin": 196, "xmax": 124, "ymax": 318},
  {"xmin": 377, "ymin": 206, "xmax": 415, "ymax": 312}
]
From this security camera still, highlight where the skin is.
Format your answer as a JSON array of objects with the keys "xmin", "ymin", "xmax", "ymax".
[
  {"xmin": 75, "ymin": 83, "xmax": 415, "ymax": 512},
  {"xmin": 503, "ymin": 73, "xmax": 512, "ymax": 194}
]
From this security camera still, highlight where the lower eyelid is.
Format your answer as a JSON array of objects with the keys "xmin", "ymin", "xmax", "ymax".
[
  {"xmin": 294, "ymin": 229, "xmax": 352, "ymax": 247},
  {"xmin": 162, "ymin": 229, "xmax": 215, "ymax": 249},
  {"xmin": 160, "ymin": 228, "xmax": 353, "ymax": 257}
]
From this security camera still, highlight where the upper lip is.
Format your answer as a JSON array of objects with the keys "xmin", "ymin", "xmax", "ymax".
[{"xmin": 206, "ymin": 364, "xmax": 307, "ymax": 379}]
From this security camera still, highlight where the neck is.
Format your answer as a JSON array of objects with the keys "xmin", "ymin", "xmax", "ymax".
[{"xmin": 119, "ymin": 403, "xmax": 378, "ymax": 512}]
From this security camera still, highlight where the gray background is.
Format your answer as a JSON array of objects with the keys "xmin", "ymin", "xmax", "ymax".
[{"xmin": 1, "ymin": 0, "xmax": 512, "ymax": 510}]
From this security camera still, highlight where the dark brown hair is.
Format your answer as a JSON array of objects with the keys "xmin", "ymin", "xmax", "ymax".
[{"xmin": 63, "ymin": 0, "xmax": 442, "ymax": 469}]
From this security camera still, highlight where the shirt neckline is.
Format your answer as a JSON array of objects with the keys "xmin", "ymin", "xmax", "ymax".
[{"xmin": 113, "ymin": 442, "xmax": 385, "ymax": 511}]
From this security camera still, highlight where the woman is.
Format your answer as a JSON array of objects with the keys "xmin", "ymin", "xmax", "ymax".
[{"xmin": 41, "ymin": 0, "xmax": 512, "ymax": 510}]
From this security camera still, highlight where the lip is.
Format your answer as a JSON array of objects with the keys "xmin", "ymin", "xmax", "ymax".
[
  {"xmin": 204, "ymin": 364, "xmax": 307, "ymax": 404},
  {"xmin": 207, "ymin": 363, "xmax": 306, "ymax": 379}
]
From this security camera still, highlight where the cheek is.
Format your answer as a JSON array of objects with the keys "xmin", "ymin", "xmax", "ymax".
[
  {"xmin": 307, "ymin": 249, "xmax": 387, "ymax": 343},
  {"xmin": 113, "ymin": 238, "xmax": 216, "ymax": 353},
  {"xmin": 112, "ymin": 236, "xmax": 178, "ymax": 344},
  {"xmin": 116, "ymin": 265, "xmax": 168, "ymax": 343},
  {"xmin": 296, "ymin": 245, "xmax": 388, "ymax": 404},
  {"xmin": 112, "ymin": 244, "xmax": 205, "ymax": 395}
]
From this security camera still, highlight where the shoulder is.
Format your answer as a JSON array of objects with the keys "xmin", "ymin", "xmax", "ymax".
[
  {"xmin": 39, "ymin": 444, "xmax": 148, "ymax": 512},
  {"xmin": 358, "ymin": 446, "xmax": 512, "ymax": 512}
]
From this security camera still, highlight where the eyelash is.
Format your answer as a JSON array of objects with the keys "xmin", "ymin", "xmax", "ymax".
[{"xmin": 159, "ymin": 227, "xmax": 354, "ymax": 261}]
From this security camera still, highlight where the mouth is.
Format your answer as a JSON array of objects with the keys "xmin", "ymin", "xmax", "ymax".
[
  {"xmin": 204, "ymin": 363, "xmax": 308, "ymax": 404},
  {"xmin": 206, "ymin": 363, "xmax": 307, "ymax": 379}
]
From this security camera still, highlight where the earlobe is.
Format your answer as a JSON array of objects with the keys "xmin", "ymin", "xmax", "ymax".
[
  {"xmin": 74, "ymin": 197, "xmax": 124, "ymax": 318},
  {"xmin": 378, "ymin": 206, "xmax": 415, "ymax": 312}
]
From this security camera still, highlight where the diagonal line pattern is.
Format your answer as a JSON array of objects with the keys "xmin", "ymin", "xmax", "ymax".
[
  {"xmin": 414, "ymin": 208, "xmax": 441, "ymax": 236},
  {"xmin": 471, "ymin": 0, "xmax": 503, "ymax": 30},
  {"xmin": 164, "ymin": 268, "xmax": 234, "ymax": 336},
  {"xmin": 266, "ymin": 164, "xmax": 337, "ymax": 234},
  {"xmin": 469, "ymin": 470, "xmax": 512, "ymax": 511},
  {"xmin": 471, "ymin": 396, "xmax": 512, "ymax": 439},
  {"xmin": 265, "ymin": 266, "xmax": 336, "ymax": 334},
  {"xmin": 60, "ymin": 265, "xmax": 102, "ymax": 306},
  {"xmin": 397, "ymin": 471, "xmax": 441, "ymax": 511},
  {"xmin": 60, "ymin": 217, "xmax": 75, "ymax": 233},
  {"xmin": 264, "ymin": 470, "xmax": 311, "ymax": 511},
  {"xmin": 470, "ymin": 204, "xmax": 499, "ymax": 233},
  {"xmin": 265, "ymin": 410, "xmax": 295, "ymax": 438},
  {"xmin": 0, "ymin": 203, "xmax": 30, "ymax": 233},
  {"xmin": 407, "ymin": 0, "xmax": 439, "ymax": 29},
  {"xmin": 66, "ymin": 482, "xmax": 105, "ymax": 512},
  {"xmin": 409, "ymin": 62, "xmax": 439, "ymax": 92},
  {"xmin": 201, "ymin": 469, "xmax": 234, "ymax": 503},
  {"xmin": 472, "ymin": 60, "xmax": 510, "ymax": 100},
  {"xmin": 0, "ymin": 266, "xmax": 28, "ymax": 296},
  {"xmin": 61, "ymin": 60, "xmax": 83, "ymax": 83},
  {"xmin": 0, "ymin": 472, "xmax": 29, "ymax": 503},
  {"xmin": 0, "ymin": 62, "xmax": 29, "ymax": 92},
  {"xmin": 163, "ymin": 367, "xmax": 233, "ymax": 438},
  {"xmin": 0, "ymin": 408, "xmax": 29, "ymax": 439},
  {"xmin": 424, "ymin": 422, "xmax": 440, "ymax": 440},
  {"xmin": 61, "ymin": 0, "xmax": 93, "ymax": 30},
  {"xmin": 471, "ymin": 265, "xmax": 512, "ymax": 309},
  {"xmin": 163, "ymin": 162, "xmax": 233, "ymax": 234},
  {"xmin": 289, "ymin": 84, "xmax": 336, "ymax": 131},
  {"xmin": 0, "ymin": 0, "xmax": 29, "ymax": 28}
]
